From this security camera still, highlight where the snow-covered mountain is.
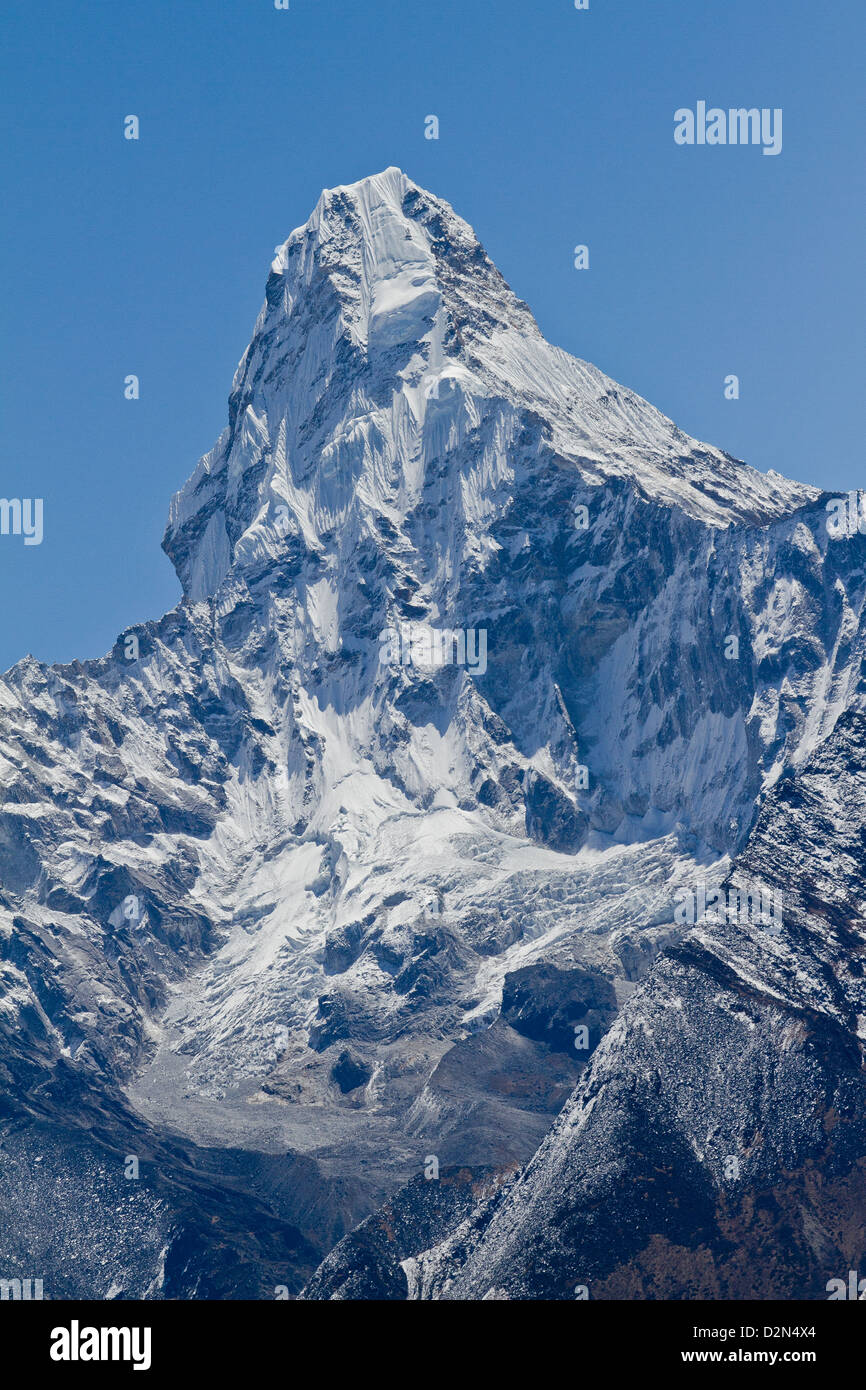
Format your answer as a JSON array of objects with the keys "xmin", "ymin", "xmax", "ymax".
[{"xmin": 1, "ymin": 168, "xmax": 863, "ymax": 1299}]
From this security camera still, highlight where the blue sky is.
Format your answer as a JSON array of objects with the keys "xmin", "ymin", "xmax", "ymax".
[{"xmin": 1, "ymin": 0, "xmax": 863, "ymax": 671}]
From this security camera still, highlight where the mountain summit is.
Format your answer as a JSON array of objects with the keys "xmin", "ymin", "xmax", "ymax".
[{"xmin": 164, "ymin": 167, "xmax": 812, "ymax": 602}]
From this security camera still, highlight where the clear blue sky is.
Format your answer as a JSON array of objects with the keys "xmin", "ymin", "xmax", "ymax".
[{"xmin": 1, "ymin": 0, "xmax": 863, "ymax": 671}]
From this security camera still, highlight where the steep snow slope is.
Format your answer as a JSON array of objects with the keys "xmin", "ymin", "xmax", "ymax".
[{"xmin": 0, "ymin": 170, "xmax": 860, "ymax": 1296}]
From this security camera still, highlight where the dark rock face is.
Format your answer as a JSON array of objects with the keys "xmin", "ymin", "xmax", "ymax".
[
  {"xmin": 523, "ymin": 771, "xmax": 588, "ymax": 852},
  {"xmin": 301, "ymin": 1167, "xmax": 508, "ymax": 1301},
  {"xmin": 331, "ymin": 1051, "xmax": 371, "ymax": 1094},
  {"xmin": 501, "ymin": 963, "xmax": 617, "ymax": 1053}
]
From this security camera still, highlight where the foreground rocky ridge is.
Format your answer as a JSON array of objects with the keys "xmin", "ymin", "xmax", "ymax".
[
  {"xmin": 0, "ymin": 168, "xmax": 862, "ymax": 1297},
  {"xmin": 378, "ymin": 708, "xmax": 866, "ymax": 1299}
]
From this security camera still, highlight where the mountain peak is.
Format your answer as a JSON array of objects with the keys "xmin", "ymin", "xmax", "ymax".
[
  {"xmin": 162, "ymin": 173, "xmax": 816, "ymax": 602},
  {"xmin": 274, "ymin": 166, "xmax": 420, "ymax": 271},
  {"xmin": 266, "ymin": 165, "xmax": 534, "ymax": 356}
]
